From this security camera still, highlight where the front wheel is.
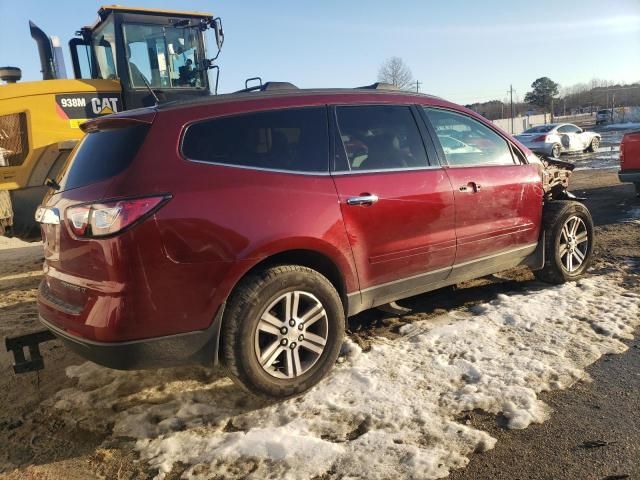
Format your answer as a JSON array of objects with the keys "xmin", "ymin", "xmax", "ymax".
[
  {"xmin": 221, "ymin": 265, "xmax": 345, "ymax": 398},
  {"xmin": 588, "ymin": 137, "xmax": 600, "ymax": 152},
  {"xmin": 535, "ymin": 200, "xmax": 594, "ymax": 284},
  {"xmin": 551, "ymin": 144, "xmax": 561, "ymax": 159}
]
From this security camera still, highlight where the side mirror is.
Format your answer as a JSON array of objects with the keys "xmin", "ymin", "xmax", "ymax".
[{"xmin": 213, "ymin": 17, "xmax": 224, "ymax": 51}]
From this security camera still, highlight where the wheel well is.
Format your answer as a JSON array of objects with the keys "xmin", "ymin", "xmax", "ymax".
[{"xmin": 241, "ymin": 249, "xmax": 348, "ymax": 312}]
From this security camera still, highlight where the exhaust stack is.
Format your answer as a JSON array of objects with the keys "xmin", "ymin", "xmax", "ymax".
[{"xmin": 29, "ymin": 21, "xmax": 67, "ymax": 80}]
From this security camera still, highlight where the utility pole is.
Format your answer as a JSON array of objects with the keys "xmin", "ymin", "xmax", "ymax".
[
  {"xmin": 414, "ymin": 80, "xmax": 421, "ymax": 93},
  {"xmin": 611, "ymin": 92, "xmax": 616, "ymax": 122},
  {"xmin": 509, "ymin": 85, "xmax": 514, "ymax": 134}
]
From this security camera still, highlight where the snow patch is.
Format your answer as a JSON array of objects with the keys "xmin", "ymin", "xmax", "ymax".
[
  {"xmin": 51, "ymin": 275, "xmax": 640, "ymax": 479},
  {"xmin": 0, "ymin": 236, "xmax": 37, "ymax": 250},
  {"xmin": 624, "ymin": 207, "xmax": 640, "ymax": 225}
]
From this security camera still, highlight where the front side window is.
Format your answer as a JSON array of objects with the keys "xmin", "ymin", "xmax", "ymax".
[
  {"xmin": 334, "ymin": 105, "xmax": 429, "ymax": 172},
  {"xmin": 123, "ymin": 23, "xmax": 205, "ymax": 89},
  {"xmin": 91, "ymin": 19, "xmax": 117, "ymax": 80},
  {"xmin": 182, "ymin": 107, "xmax": 329, "ymax": 173},
  {"xmin": 424, "ymin": 108, "xmax": 515, "ymax": 167}
]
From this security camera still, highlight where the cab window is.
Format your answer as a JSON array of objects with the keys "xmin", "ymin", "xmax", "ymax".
[
  {"xmin": 123, "ymin": 23, "xmax": 205, "ymax": 89},
  {"xmin": 91, "ymin": 19, "xmax": 117, "ymax": 80}
]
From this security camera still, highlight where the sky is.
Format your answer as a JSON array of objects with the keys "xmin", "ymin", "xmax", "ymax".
[{"xmin": 1, "ymin": 0, "xmax": 639, "ymax": 104}]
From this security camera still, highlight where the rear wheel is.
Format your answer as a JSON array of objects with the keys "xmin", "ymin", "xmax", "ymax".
[
  {"xmin": 551, "ymin": 144, "xmax": 561, "ymax": 159},
  {"xmin": 588, "ymin": 137, "xmax": 600, "ymax": 152},
  {"xmin": 221, "ymin": 265, "xmax": 345, "ymax": 398},
  {"xmin": 535, "ymin": 200, "xmax": 594, "ymax": 284}
]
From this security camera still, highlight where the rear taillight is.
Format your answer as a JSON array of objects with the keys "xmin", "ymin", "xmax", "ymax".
[
  {"xmin": 66, "ymin": 195, "xmax": 169, "ymax": 238},
  {"xmin": 532, "ymin": 135, "xmax": 547, "ymax": 142}
]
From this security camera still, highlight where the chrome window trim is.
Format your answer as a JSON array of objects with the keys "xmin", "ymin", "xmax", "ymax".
[
  {"xmin": 184, "ymin": 157, "xmax": 331, "ymax": 176},
  {"xmin": 184, "ymin": 157, "xmax": 445, "ymax": 176},
  {"xmin": 331, "ymin": 165, "xmax": 443, "ymax": 175}
]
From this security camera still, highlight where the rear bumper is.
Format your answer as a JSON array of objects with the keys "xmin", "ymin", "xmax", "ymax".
[
  {"xmin": 618, "ymin": 170, "xmax": 640, "ymax": 183},
  {"xmin": 39, "ymin": 304, "xmax": 225, "ymax": 370}
]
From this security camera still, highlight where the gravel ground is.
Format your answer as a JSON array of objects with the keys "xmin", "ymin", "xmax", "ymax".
[{"xmin": 0, "ymin": 160, "xmax": 637, "ymax": 478}]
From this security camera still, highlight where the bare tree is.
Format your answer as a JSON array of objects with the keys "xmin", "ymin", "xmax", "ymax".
[{"xmin": 378, "ymin": 57, "xmax": 413, "ymax": 90}]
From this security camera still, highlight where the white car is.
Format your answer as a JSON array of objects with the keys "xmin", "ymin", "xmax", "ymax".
[{"xmin": 515, "ymin": 123, "xmax": 601, "ymax": 159}]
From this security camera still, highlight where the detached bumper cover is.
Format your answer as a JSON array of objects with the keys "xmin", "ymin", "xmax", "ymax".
[
  {"xmin": 618, "ymin": 170, "xmax": 640, "ymax": 183},
  {"xmin": 39, "ymin": 304, "xmax": 225, "ymax": 370}
]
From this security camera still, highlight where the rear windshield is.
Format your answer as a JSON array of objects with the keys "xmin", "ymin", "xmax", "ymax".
[
  {"xmin": 58, "ymin": 125, "xmax": 149, "ymax": 191},
  {"xmin": 522, "ymin": 125, "xmax": 555, "ymax": 133}
]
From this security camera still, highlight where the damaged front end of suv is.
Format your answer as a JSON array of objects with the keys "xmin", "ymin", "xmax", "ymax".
[{"xmin": 535, "ymin": 155, "xmax": 583, "ymax": 201}]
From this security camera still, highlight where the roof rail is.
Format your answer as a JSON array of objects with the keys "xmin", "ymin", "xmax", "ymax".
[
  {"xmin": 234, "ymin": 81, "xmax": 299, "ymax": 94},
  {"xmin": 357, "ymin": 82, "xmax": 400, "ymax": 91}
]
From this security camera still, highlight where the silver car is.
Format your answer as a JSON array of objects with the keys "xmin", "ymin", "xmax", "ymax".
[{"xmin": 515, "ymin": 123, "xmax": 601, "ymax": 159}]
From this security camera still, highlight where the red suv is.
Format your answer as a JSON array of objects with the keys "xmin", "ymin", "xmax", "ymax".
[
  {"xmin": 35, "ymin": 84, "xmax": 594, "ymax": 397},
  {"xmin": 619, "ymin": 129, "xmax": 640, "ymax": 196}
]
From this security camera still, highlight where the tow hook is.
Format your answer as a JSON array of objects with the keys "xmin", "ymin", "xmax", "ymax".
[{"xmin": 4, "ymin": 330, "xmax": 56, "ymax": 374}]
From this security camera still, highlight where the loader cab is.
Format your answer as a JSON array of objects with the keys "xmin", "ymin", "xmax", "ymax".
[{"xmin": 69, "ymin": 6, "xmax": 222, "ymax": 109}]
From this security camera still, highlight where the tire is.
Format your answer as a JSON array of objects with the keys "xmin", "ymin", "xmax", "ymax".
[
  {"xmin": 551, "ymin": 144, "xmax": 561, "ymax": 159},
  {"xmin": 534, "ymin": 200, "xmax": 594, "ymax": 284},
  {"xmin": 635, "ymin": 183, "xmax": 640, "ymax": 197},
  {"xmin": 588, "ymin": 137, "xmax": 600, "ymax": 152},
  {"xmin": 221, "ymin": 265, "xmax": 345, "ymax": 398}
]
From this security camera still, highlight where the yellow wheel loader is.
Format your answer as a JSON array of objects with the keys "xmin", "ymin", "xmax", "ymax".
[{"xmin": 0, "ymin": 5, "xmax": 223, "ymax": 239}]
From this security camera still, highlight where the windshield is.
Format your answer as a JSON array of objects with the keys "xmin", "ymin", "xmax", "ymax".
[
  {"xmin": 123, "ymin": 23, "xmax": 205, "ymax": 89},
  {"xmin": 522, "ymin": 125, "xmax": 555, "ymax": 133}
]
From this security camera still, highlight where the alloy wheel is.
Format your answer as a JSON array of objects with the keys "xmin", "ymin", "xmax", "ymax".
[
  {"xmin": 559, "ymin": 215, "xmax": 589, "ymax": 273},
  {"xmin": 254, "ymin": 290, "xmax": 329, "ymax": 379}
]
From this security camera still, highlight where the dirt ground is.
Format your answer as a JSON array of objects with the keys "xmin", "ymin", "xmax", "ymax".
[{"xmin": 0, "ymin": 163, "xmax": 638, "ymax": 479}]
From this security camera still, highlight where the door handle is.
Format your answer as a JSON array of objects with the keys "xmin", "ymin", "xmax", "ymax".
[
  {"xmin": 347, "ymin": 194, "xmax": 379, "ymax": 206},
  {"xmin": 459, "ymin": 182, "xmax": 481, "ymax": 193}
]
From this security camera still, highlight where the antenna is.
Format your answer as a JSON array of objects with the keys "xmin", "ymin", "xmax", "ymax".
[{"xmin": 140, "ymin": 76, "xmax": 160, "ymax": 106}]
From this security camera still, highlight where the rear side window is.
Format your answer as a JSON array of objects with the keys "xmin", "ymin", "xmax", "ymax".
[
  {"xmin": 334, "ymin": 105, "xmax": 429, "ymax": 172},
  {"xmin": 59, "ymin": 125, "xmax": 149, "ymax": 190},
  {"xmin": 182, "ymin": 107, "xmax": 329, "ymax": 173},
  {"xmin": 423, "ymin": 108, "xmax": 515, "ymax": 167}
]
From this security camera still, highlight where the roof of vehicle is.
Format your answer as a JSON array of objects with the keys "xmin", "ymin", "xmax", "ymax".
[
  {"xmin": 98, "ymin": 5, "xmax": 213, "ymax": 19},
  {"xmin": 87, "ymin": 5, "xmax": 213, "ymax": 31},
  {"xmin": 154, "ymin": 87, "xmax": 444, "ymax": 113}
]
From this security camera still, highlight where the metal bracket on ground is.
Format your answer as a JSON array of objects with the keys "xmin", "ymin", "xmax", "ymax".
[{"xmin": 5, "ymin": 329, "xmax": 56, "ymax": 374}]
